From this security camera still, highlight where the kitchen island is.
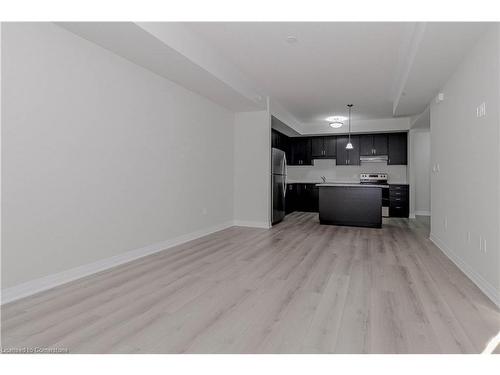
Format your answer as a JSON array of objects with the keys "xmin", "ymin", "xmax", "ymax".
[{"xmin": 316, "ymin": 183, "xmax": 387, "ymax": 228}]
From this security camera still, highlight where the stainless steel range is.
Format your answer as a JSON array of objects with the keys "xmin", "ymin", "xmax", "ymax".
[
  {"xmin": 360, "ymin": 173, "xmax": 388, "ymax": 185},
  {"xmin": 360, "ymin": 173, "xmax": 389, "ymax": 217}
]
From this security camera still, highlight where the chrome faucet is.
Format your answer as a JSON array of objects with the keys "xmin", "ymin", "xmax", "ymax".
[{"xmin": 321, "ymin": 176, "xmax": 326, "ymax": 183}]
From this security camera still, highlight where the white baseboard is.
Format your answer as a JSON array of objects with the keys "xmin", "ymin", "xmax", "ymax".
[
  {"xmin": 415, "ymin": 210, "xmax": 431, "ymax": 216},
  {"xmin": 232, "ymin": 220, "xmax": 271, "ymax": 229},
  {"xmin": 429, "ymin": 233, "xmax": 500, "ymax": 308},
  {"xmin": 1, "ymin": 220, "xmax": 235, "ymax": 305}
]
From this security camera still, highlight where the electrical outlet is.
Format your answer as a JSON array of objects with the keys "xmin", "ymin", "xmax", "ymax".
[{"xmin": 476, "ymin": 102, "xmax": 487, "ymax": 117}]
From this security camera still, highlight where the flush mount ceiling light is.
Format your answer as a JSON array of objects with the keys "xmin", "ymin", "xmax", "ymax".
[
  {"xmin": 346, "ymin": 104, "xmax": 354, "ymax": 150},
  {"xmin": 326, "ymin": 115, "xmax": 346, "ymax": 129},
  {"xmin": 329, "ymin": 121, "xmax": 343, "ymax": 128},
  {"xmin": 286, "ymin": 36, "xmax": 298, "ymax": 44}
]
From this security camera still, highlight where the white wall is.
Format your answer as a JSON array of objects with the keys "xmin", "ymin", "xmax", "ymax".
[
  {"xmin": 409, "ymin": 129, "xmax": 431, "ymax": 216},
  {"xmin": 287, "ymin": 160, "xmax": 407, "ymax": 184},
  {"xmin": 1, "ymin": 23, "xmax": 235, "ymax": 289},
  {"xmin": 430, "ymin": 25, "xmax": 500, "ymax": 305},
  {"xmin": 233, "ymin": 110, "xmax": 271, "ymax": 228}
]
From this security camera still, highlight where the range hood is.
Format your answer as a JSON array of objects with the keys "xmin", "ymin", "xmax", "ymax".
[{"xmin": 360, "ymin": 155, "xmax": 389, "ymax": 163}]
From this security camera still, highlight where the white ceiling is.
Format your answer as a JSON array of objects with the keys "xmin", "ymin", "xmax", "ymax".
[
  {"xmin": 186, "ymin": 22, "xmax": 490, "ymax": 124},
  {"xmin": 60, "ymin": 22, "xmax": 492, "ymax": 131}
]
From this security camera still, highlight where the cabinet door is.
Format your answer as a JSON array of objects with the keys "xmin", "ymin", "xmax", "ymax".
[
  {"xmin": 324, "ymin": 136, "xmax": 337, "ymax": 158},
  {"xmin": 388, "ymin": 133, "xmax": 407, "ymax": 165},
  {"xmin": 285, "ymin": 184, "xmax": 295, "ymax": 214},
  {"xmin": 271, "ymin": 129, "xmax": 280, "ymax": 149},
  {"xmin": 292, "ymin": 138, "xmax": 311, "ymax": 165},
  {"xmin": 290, "ymin": 138, "xmax": 302, "ymax": 165},
  {"xmin": 360, "ymin": 135, "xmax": 374, "ymax": 156},
  {"xmin": 347, "ymin": 136, "xmax": 360, "ymax": 165},
  {"xmin": 311, "ymin": 137, "xmax": 324, "ymax": 158},
  {"xmin": 295, "ymin": 184, "xmax": 305, "ymax": 211},
  {"xmin": 373, "ymin": 134, "xmax": 388, "ymax": 155},
  {"xmin": 303, "ymin": 138, "xmax": 312, "ymax": 165},
  {"xmin": 299, "ymin": 184, "xmax": 318, "ymax": 212},
  {"xmin": 336, "ymin": 136, "xmax": 349, "ymax": 165},
  {"xmin": 311, "ymin": 186, "xmax": 319, "ymax": 212}
]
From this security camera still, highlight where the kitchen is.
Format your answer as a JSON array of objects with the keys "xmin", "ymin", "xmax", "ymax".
[{"xmin": 271, "ymin": 114, "xmax": 409, "ymax": 228}]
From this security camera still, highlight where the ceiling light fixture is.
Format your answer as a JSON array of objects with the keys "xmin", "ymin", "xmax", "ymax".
[
  {"xmin": 286, "ymin": 36, "xmax": 298, "ymax": 44},
  {"xmin": 346, "ymin": 104, "xmax": 354, "ymax": 150},
  {"xmin": 326, "ymin": 115, "xmax": 346, "ymax": 129},
  {"xmin": 326, "ymin": 115, "xmax": 347, "ymax": 122},
  {"xmin": 329, "ymin": 121, "xmax": 343, "ymax": 128}
]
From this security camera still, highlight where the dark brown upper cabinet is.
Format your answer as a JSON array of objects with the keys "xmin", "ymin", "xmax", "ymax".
[
  {"xmin": 336, "ymin": 136, "xmax": 360, "ymax": 165},
  {"xmin": 360, "ymin": 134, "xmax": 388, "ymax": 156},
  {"xmin": 311, "ymin": 136, "xmax": 336, "ymax": 159},
  {"xmin": 387, "ymin": 133, "xmax": 407, "ymax": 165},
  {"xmin": 290, "ymin": 137, "xmax": 312, "ymax": 166}
]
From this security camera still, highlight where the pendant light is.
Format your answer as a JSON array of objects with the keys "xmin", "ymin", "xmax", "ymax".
[{"xmin": 346, "ymin": 104, "xmax": 354, "ymax": 150}]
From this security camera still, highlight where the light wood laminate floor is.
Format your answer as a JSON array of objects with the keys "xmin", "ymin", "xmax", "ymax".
[{"xmin": 2, "ymin": 212, "xmax": 499, "ymax": 353}]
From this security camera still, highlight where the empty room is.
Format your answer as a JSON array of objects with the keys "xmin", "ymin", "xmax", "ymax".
[{"xmin": 1, "ymin": 1, "xmax": 499, "ymax": 370}]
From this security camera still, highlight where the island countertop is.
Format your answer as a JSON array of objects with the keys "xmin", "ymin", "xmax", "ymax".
[
  {"xmin": 318, "ymin": 183, "xmax": 383, "ymax": 228},
  {"xmin": 316, "ymin": 183, "xmax": 389, "ymax": 188}
]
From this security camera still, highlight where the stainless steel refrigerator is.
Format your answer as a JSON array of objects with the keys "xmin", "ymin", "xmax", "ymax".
[{"xmin": 271, "ymin": 148, "xmax": 287, "ymax": 225}]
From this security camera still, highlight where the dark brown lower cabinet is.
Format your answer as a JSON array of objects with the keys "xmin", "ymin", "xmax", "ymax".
[
  {"xmin": 389, "ymin": 184, "xmax": 409, "ymax": 217},
  {"xmin": 285, "ymin": 183, "xmax": 318, "ymax": 214}
]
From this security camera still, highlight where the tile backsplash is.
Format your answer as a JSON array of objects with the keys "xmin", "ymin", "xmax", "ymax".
[{"xmin": 287, "ymin": 159, "xmax": 407, "ymax": 184}]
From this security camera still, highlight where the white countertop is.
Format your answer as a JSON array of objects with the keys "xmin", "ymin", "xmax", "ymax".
[
  {"xmin": 287, "ymin": 180, "xmax": 356, "ymax": 184},
  {"xmin": 316, "ymin": 183, "xmax": 390, "ymax": 188}
]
